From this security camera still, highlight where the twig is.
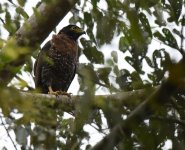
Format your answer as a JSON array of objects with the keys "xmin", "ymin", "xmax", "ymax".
[
  {"xmin": 6, "ymin": 0, "xmax": 16, "ymax": 6},
  {"xmin": 90, "ymin": 123, "xmax": 108, "ymax": 136},
  {"xmin": 180, "ymin": 15, "xmax": 185, "ymax": 54},
  {"xmin": 0, "ymin": 18, "xmax": 5, "ymax": 25},
  {"xmin": 170, "ymin": 97, "xmax": 183, "ymax": 114},
  {"xmin": 14, "ymin": 74, "xmax": 34, "ymax": 91},
  {"xmin": 0, "ymin": 115, "xmax": 18, "ymax": 150}
]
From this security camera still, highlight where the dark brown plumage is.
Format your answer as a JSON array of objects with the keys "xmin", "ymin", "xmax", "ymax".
[{"xmin": 34, "ymin": 25, "xmax": 85, "ymax": 96}]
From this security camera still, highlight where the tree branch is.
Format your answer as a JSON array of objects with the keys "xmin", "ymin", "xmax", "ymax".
[
  {"xmin": 19, "ymin": 87, "xmax": 156, "ymax": 113},
  {"xmin": 0, "ymin": 115, "xmax": 18, "ymax": 150},
  {"xmin": 0, "ymin": 0, "xmax": 78, "ymax": 85}
]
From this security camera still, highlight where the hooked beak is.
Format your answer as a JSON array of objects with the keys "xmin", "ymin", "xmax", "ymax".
[
  {"xmin": 76, "ymin": 27, "xmax": 86, "ymax": 35},
  {"xmin": 79, "ymin": 29, "xmax": 86, "ymax": 35}
]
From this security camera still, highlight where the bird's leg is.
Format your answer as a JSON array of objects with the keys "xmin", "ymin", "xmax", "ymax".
[{"xmin": 48, "ymin": 86, "xmax": 61, "ymax": 96}]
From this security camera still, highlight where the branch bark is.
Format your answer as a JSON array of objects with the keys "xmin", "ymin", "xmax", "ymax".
[
  {"xmin": 19, "ymin": 87, "xmax": 155, "ymax": 113},
  {"xmin": 0, "ymin": 0, "xmax": 78, "ymax": 86}
]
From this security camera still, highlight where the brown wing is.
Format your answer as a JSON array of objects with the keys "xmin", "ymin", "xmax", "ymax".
[
  {"xmin": 34, "ymin": 41, "xmax": 51, "ymax": 88},
  {"xmin": 64, "ymin": 64, "xmax": 76, "ymax": 91}
]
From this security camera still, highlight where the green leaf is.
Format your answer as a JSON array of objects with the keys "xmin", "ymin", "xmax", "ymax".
[
  {"xmin": 81, "ymin": 39, "xmax": 104, "ymax": 64},
  {"xmin": 134, "ymin": 0, "xmax": 159, "ymax": 9},
  {"xmin": 119, "ymin": 36, "xmax": 130, "ymax": 52},
  {"xmin": 5, "ymin": 11, "xmax": 11, "ymax": 25},
  {"xmin": 96, "ymin": 14, "xmax": 116, "ymax": 45},
  {"xmin": 84, "ymin": 12, "xmax": 93, "ymax": 28},
  {"xmin": 153, "ymin": 49, "xmax": 162, "ymax": 60},
  {"xmin": 116, "ymin": 71, "xmax": 132, "ymax": 90},
  {"xmin": 125, "ymin": 56, "xmax": 134, "ymax": 68},
  {"xmin": 84, "ymin": 46, "xmax": 104, "ymax": 64},
  {"xmin": 111, "ymin": 51, "xmax": 118, "ymax": 63},
  {"xmin": 153, "ymin": 31, "xmax": 166, "ymax": 43},
  {"xmin": 168, "ymin": 0, "xmax": 182, "ymax": 23},
  {"xmin": 77, "ymin": 64, "xmax": 100, "ymax": 85},
  {"xmin": 16, "ymin": 7, "xmax": 29, "ymax": 19},
  {"xmin": 113, "ymin": 65, "xmax": 119, "ymax": 75},
  {"xmin": 139, "ymin": 12, "xmax": 152, "ymax": 38},
  {"xmin": 130, "ymin": 71, "xmax": 144, "ymax": 89},
  {"xmin": 86, "ymin": 28, "xmax": 97, "ymax": 45},
  {"xmin": 17, "ymin": 0, "xmax": 26, "ymax": 6},
  {"xmin": 148, "ymin": 73, "xmax": 155, "ymax": 82},
  {"xmin": 97, "ymin": 67, "xmax": 111, "ymax": 86},
  {"xmin": 154, "ymin": 29, "xmax": 179, "ymax": 50},
  {"xmin": 173, "ymin": 28, "xmax": 181, "ymax": 37},
  {"xmin": 162, "ymin": 28, "xmax": 179, "ymax": 50},
  {"xmin": 145, "ymin": 56, "xmax": 154, "ymax": 68},
  {"xmin": 127, "ymin": 9, "xmax": 145, "ymax": 46},
  {"xmin": 160, "ymin": 49, "xmax": 172, "ymax": 70},
  {"xmin": 153, "ymin": 5, "xmax": 166, "ymax": 26},
  {"xmin": 84, "ymin": 12, "xmax": 97, "ymax": 44}
]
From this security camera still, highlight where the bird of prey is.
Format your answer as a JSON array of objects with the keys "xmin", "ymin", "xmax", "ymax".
[{"xmin": 34, "ymin": 25, "xmax": 85, "ymax": 96}]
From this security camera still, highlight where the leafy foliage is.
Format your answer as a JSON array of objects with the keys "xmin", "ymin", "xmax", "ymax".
[{"xmin": 0, "ymin": 0, "xmax": 185, "ymax": 149}]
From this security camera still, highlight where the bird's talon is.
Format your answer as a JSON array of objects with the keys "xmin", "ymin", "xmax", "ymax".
[
  {"xmin": 59, "ymin": 91, "xmax": 72, "ymax": 98},
  {"xmin": 48, "ymin": 90, "xmax": 72, "ymax": 98},
  {"xmin": 48, "ymin": 91, "xmax": 60, "ymax": 97}
]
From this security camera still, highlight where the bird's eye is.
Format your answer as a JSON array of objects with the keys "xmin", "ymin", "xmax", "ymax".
[
  {"xmin": 71, "ymin": 26, "xmax": 77, "ymax": 30},
  {"xmin": 70, "ymin": 26, "xmax": 84, "ymax": 34}
]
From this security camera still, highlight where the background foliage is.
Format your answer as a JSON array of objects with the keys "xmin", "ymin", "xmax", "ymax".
[{"xmin": 0, "ymin": 0, "xmax": 185, "ymax": 149}]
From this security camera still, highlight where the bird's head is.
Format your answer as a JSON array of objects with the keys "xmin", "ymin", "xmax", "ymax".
[{"xmin": 59, "ymin": 25, "xmax": 85, "ymax": 41}]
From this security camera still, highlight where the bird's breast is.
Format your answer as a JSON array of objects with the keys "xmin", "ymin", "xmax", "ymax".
[
  {"xmin": 51, "ymin": 34, "xmax": 78, "ymax": 55},
  {"xmin": 48, "ymin": 51, "xmax": 77, "ymax": 77}
]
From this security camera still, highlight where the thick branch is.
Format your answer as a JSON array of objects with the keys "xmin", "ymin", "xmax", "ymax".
[
  {"xmin": 0, "ymin": 0, "xmax": 78, "ymax": 85},
  {"xmin": 20, "ymin": 88, "xmax": 153, "ymax": 112}
]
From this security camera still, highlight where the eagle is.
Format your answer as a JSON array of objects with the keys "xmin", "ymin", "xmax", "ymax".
[{"xmin": 34, "ymin": 25, "xmax": 85, "ymax": 96}]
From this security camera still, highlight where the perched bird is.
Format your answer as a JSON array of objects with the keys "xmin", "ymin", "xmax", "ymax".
[{"xmin": 34, "ymin": 25, "xmax": 85, "ymax": 96}]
